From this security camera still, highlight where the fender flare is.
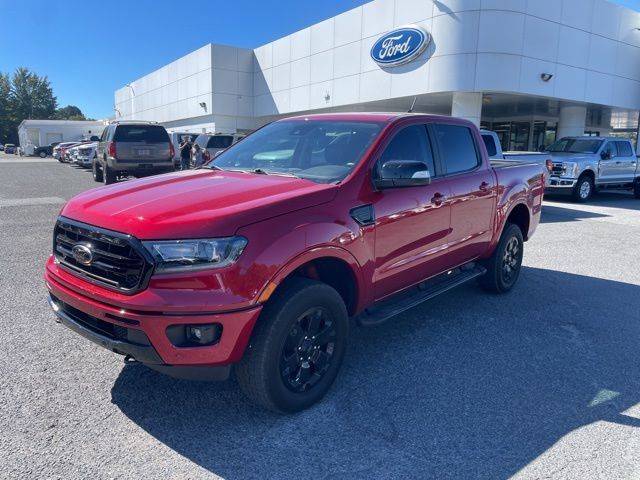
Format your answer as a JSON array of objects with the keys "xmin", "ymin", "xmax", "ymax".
[{"xmin": 256, "ymin": 245, "xmax": 366, "ymax": 312}]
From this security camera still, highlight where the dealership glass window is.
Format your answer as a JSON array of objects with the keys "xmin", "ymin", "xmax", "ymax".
[
  {"xmin": 376, "ymin": 125, "xmax": 435, "ymax": 176},
  {"xmin": 433, "ymin": 124, "xmax": 480, "ymax": 174}
]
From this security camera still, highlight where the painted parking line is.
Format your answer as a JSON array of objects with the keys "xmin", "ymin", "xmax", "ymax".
[{"xmin": 0, "ymin": 197, "xmax": 66, "ymax": 207}]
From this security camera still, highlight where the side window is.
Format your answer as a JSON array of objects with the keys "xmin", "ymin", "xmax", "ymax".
[
  {"xmin": 99, "ymin": 128, "xmax": 107, "ymax": 142},
  {"xmin": 376, "ymin": 125, "xmax": 435, "ymax": 176},
  {"xmin": 434, "ymin": 124, "xmax": 480, "ymax": 174},
  {"xmin": 602, "ymin": 141, "xmax": 618, "ymax": 158},
  {"xmin": 615, "ymin": 141, "xmax": 633, "ymax": 157},
  {"xmin": 481, "ymin": 134, "xmax": 497, "ymax": 157}
]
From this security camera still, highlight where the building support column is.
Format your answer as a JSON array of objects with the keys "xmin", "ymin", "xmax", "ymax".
[
  {"xmin": 451, "ymin": 92, "xmax": 483, "ymax": 127},
  {"xmin": 557, "ymin": 104, "xmax": 587, "ymax": 138}
]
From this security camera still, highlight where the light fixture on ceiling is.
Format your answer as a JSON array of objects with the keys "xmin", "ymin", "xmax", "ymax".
[
  {"xmin": 540, "ymin": 73, "xmax": 553, "ymax": 82},
  {"xmin": 199, "ymin": 102, "xmax": 207, "ymax": 111}
]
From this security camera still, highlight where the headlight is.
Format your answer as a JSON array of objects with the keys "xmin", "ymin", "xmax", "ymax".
[
  {"xmin": 143, "ymin": 236, "xmax": 247, "ymax": 273},
  {"xmin": 562, "ymin": 162, "xmax": 578, "ymax": 177}
]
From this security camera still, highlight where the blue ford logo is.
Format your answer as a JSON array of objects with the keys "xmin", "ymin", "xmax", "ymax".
[{"xmin": 370, "ymin": 26, "xmax": 431, "ymax": 67}]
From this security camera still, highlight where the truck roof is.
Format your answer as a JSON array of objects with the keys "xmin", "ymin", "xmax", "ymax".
[{"xmin": 280, "ymin": 112, "xmax": 474, "ymax": 124}]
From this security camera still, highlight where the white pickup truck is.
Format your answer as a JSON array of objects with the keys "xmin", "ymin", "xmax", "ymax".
[{"xmin": 481, "ymin": 130, "xmax": 553, "ymax": 183}]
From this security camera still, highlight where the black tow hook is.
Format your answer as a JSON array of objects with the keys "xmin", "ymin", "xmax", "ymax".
[{"xmin": 123, "ymin": 355, "xmax": 139, "ymax": 365}]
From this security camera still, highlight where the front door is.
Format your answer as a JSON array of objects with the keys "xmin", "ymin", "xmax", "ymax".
[{"xmin": 371, "ymin": 124, "xmax": 452, "ymax": 300}]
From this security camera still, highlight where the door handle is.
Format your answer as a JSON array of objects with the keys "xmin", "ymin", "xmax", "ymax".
[
  {"xmin": 431, "ymin": 193, "xmax": 447, "ymax": 206},
  {"xmin": 616, "ymin": 161, "xmax": 622, "ymax": 164},
  {"xmin": 479, "ymin": 181, "xmax": 490, "ymax": 192}
]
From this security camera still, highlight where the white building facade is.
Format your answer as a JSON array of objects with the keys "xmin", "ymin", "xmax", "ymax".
[
  {"xmin": 115, "ymin": 0, "xmax": 640, "ymax": 151},
  {"xmin": 18, "ymin": 119, "xmax": 107, "ymax": 148}
]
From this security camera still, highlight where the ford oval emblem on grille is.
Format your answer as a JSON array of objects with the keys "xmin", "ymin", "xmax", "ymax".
[
  {"xmin": 370, "ymin": 25, "xmax": 431, "ymax": 67},
  {"xmin": 71, "ymin": 244, "xmax": 93, "ymax": 265}
]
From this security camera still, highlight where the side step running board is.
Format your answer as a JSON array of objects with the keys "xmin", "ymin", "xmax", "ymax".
[{"xmin": 355, "ymin": 264, "xmax": 487, "ymax": 327}]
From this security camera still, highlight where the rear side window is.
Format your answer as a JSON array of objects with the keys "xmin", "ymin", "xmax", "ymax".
[
  {"xmin": 481, "ymin": 134, "xmax": 497, "ymax": 157},
  {"xmin": 434, "ymin": 124, "xmax": 480, "ymax": 174},
  {"xmin": 113, "ymin": 125, "xmax": 169, "ymax": 143},
  {"xmin": 377, "ymin": 124, "xmax": 435, "ymax": 175},
  {"xmin": 615, "ymin": 141, "xmax": 633, "ymax": 156},
  {"xmin": 207, "ymin": 136, "xmax": 233, "ymax": 149}
]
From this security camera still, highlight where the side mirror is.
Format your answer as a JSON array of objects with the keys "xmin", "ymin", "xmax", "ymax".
[
  {"xmin": 600, "ymin": 151, "xmax": 611, "ymax": 160},
  {"xmin": 373, "ymin": 160, "xmax": 431, "ymax": 189}
]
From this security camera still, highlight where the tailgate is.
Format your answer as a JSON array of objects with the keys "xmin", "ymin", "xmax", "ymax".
[{"xmin": 116, "ymin": 141, "xmax": 171, "ymax": 162}]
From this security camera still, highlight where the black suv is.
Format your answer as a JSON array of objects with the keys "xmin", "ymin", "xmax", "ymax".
[{"xmin": 93, "ymin": 122, "xmax": 174, "ymax": 185}]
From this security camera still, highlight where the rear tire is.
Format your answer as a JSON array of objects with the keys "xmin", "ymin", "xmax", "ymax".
[
  {"xmin": 92, "ymin": 160, "xmax": 103, "ymax": 182},
  {"xmin": 478, "ymin": 223, "xmax": 524, "ymax": 294},
  {"xmin": 39, "ymin": 151, "xmax": 47, "ymax": 158},
  {"xmin": 572, "ymin": 174, "xmax": 593, "ymax": 202},
  {"xmin": 103, "ymin": 164, "xmax": 117, "ymax": 185},
  {"xmin": 235, "ymin": 278, "xmax": 349, "ymax": 413}
]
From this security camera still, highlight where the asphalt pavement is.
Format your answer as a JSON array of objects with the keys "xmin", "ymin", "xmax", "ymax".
[{"xmin": 1, "ymin": 153, "xmax": 639, "ymax": 479}]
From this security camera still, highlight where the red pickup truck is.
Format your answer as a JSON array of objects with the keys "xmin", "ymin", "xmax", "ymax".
[{"xmin": 45, "ymin": 113, "xmax": 544, "ymax": 412}]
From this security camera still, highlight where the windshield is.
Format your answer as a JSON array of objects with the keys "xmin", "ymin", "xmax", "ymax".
[
  {"xmin": 210, "ymin": 120, "xmax": 385, "ymax": 184},
  {"xmin": 546, "ymin": 138, "xmax": 603, "ymax": 154}
]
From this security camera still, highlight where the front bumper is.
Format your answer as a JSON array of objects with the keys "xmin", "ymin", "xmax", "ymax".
[
  {"xmin": 45, "ymin": 258, "xmax": 262, "ymax": 369},
  {"xmin": 545, "ymin": 176, "xmax": 577, "ymax": 193}
]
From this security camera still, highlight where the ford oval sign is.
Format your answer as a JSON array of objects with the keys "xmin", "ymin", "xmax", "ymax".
[{"xmin": 370, "ymin": 26, "xmax": 431, "ymax": 67}]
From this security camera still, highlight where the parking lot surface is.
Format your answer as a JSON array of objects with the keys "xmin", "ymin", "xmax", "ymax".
[{"xmin": 1, "ymin": 153, "xmax": 639, "ymax": 479}]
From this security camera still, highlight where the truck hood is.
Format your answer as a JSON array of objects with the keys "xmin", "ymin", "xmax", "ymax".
[
  {"xmin": 546, "ymin": 152, "xmax": 594, "ymax": 162},
  {"xmin": 61, "ymin": 170, "xmax": 338, "ymax": 239}
]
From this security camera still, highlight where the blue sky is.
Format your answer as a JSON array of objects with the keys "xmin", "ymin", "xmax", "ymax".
[{"xmin": 0, "ymin": 0, "xmax": 638, "ymax": 119}]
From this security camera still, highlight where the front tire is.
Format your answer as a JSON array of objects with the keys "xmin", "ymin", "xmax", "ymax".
[
  {"xmin": 478, "ymin": 223, "xmax": 524, "ymax": 294},
  {"xmin": 572, "ymin": 174, "xmax": 593, "ymax": 202},
  {"xmin": 39, "ymin": 151, "xmax": 47, "ymax": 158},
  {"xmin": 236, "ymin": 278, "xmax": 349, "ymax": 413}
]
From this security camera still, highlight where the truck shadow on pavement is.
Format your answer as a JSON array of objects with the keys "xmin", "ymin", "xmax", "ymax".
[
  {"xmin": 541, "ymin": 205, "xmax": 609, "ymax": 223},
  {"xmin": 111, "ymin": 267, "xmax": 640, "ymax": 479}
]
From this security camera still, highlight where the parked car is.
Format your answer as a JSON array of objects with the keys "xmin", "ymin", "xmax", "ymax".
[
  {"xmin": 45, "ymin": 113, "xmax": 545, "ymax": 412},
  {"xmin": 193, "ymin": 132, "xmax": 245, "ymax": 164},
  {"xmin": 481, "ymin": 130, "xmax": 553, "ymax": 183},
  {"xmin": 4, "ymin": 144, "xmax": 16, "ymax": 154},
  {"xmin": 544, "ymin": 137, "xmax": 640, "ymax": 201},
  {"xmin": 53, "ymin": 142, "xmax": 77, "ymax": 162},
  {"xmin": 0, "ymin": 143, "xmax": 4, "ymax": 151},
  {"xmin": 93, "ymin": 121, "xmax": 174, "ymax": 184},
  {"xmin": 34, "ymin": 142, "xmax": 61, "ymax": 158},
  {"xmin": 74, "ymin": 142, "xmax": 98, "ymax": 168}
]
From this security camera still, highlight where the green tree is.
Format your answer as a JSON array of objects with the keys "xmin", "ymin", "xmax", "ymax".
[
  {"xmin": 52, "ymin": 105, "xmax": 86, "ymax": 120},
  {"xmin": 10, "ymin": 67, "xmax": 57, "ymax": 121},
  {"xmin": 0, "ymin": 73, "xmax": 11, "ymax": 144}
]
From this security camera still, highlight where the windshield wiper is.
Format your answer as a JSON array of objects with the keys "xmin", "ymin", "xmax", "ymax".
[{"xmin": 251, "ymin": 168, "xmax": 300, "ymax": 178}]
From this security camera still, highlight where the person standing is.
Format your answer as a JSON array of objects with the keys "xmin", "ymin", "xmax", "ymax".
[
  {"xmin": 179, "ymin": 135, "xmax": 192, "ymax": 170},
  {"xmin": 192, "ymin": 144, "xmax": 205, "ymax": 168}
]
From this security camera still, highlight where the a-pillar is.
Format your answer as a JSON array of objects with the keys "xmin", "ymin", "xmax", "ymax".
[
  {"xmin": 557, "ymin": 104, "xmax": 587, "ymax": 139},
  {"xmin": 451, "ymin": 92, "xmax": 483, "ymax": 127}
]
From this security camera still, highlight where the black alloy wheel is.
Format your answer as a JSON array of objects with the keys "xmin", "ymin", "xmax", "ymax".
[{"xmin": 280, "ymin": 306, "xmax": 337, "ymax": 393}]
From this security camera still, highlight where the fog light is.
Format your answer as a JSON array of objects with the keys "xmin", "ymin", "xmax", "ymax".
[{"xmin": 186, "ymin": 324, "xmax": 220, "ymax": 345}]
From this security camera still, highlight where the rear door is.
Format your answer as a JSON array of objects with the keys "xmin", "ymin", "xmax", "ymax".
[
  {"xmin": 114, "ymin": 125, "xmax": 171, "ymax": 163},
  {"xmin": 433, "ymin": 122, "xmax": 497, "ymax": 262},
  {"xmin": 614, "ymin": 141, "xmax": 637, "ymax": 182},
  {"xmin": 372, "ymin": 123, "xmax": 453, "ymax": 300}
]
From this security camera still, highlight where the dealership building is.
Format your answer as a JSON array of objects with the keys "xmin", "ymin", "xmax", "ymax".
[{"xmin": 115, "ymin": 0, "xmax": 640, "ymax": 151}]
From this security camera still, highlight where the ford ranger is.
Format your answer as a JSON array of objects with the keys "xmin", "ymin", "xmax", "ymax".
[
  {"xmin": 45, "ymin": 113, "xmax": 545, "ymax": 412},
  {"xmin": 544, "ymin": 136, "xmax": 640, "ymax": 202}
]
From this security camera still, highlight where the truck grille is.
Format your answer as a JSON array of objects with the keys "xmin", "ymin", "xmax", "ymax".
[
  {"xmin": 552, "ymin": 162, "xmax": 565, "ymax": 176},
  {"xmin": 53, "ymin": 218, "xmax": 154, "ymax": 294}
]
